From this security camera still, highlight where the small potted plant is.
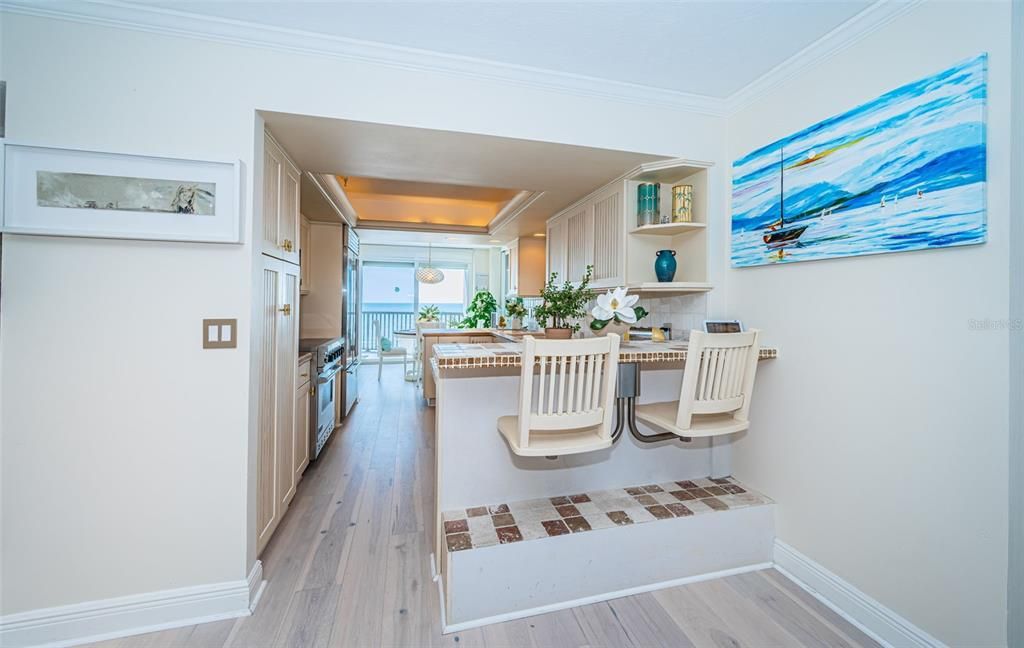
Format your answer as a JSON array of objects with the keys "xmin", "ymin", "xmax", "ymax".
[
  {"xmin": 417, "ymin": 304, "xmax": 440, "ymax": 323},
  {"xmin": 458, "ymin": 290, "xmax": 498, "ymax": 329},
  {"xmin": 590, "ymin": 287, "xmax": 648, "ymax": 337},
  {"xmin": 534, "ymin": 266, "xmax": 594, "ymax": 339},
  {"xmin": 505, "ymin": 297, "xmax": 527, "ymax": 330}
]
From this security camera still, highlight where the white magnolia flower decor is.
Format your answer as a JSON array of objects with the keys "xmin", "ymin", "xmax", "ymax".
[{"xmin": 592, "ymin": 287, "xmax": 640, "ymax": 324}]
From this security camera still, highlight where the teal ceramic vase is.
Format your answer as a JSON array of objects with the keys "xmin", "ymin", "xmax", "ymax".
[{"xmin": 655, "ymin": 250, "xmax": 677, "ymax": 282}]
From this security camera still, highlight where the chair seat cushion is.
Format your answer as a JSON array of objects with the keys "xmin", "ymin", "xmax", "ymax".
[
  {"xmin": 634, "ymin": 401, "xmax": 749, "ymax": 438},
  {"xmin": 497, "ymin": 415, "xmax": 612, "ymax": 457}
]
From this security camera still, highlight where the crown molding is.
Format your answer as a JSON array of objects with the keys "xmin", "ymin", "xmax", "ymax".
[
  {"xmin": 0, "ymin": 0, "xmax": 927, "ymax": 119},
  {"xmin": 723, "ymin": 0, "xmax": 927, "ymax": 114},
  {"xmin": 0, "ymin": 0, "xmax": 727, "ymax": 116}
]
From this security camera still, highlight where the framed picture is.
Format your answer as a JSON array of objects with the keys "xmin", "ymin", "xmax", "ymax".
[
  {"xmin": 1, "ymin": 143, "xmax": 242, "ymax": 243},
  {"xmin": 732, "ymin": 53, "xmax": 987, "ymax": 267}
]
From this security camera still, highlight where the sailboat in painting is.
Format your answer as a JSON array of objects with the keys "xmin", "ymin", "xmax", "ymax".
[
  {"xmin": 762, "ymin": 149, "xmax": 812, "ymax": 253},
  {"xmin": 732, "ymin": 54, "xmax": 987, "ymax": 267}
]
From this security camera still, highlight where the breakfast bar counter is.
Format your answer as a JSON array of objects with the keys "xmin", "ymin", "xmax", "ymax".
[
  {"xmin": 430, "ymin": 335, "xmax": 779, "ymax": 626},
  {"xmin": 433, "ymin": 338, "xmax": 778, "ymax": 369}
]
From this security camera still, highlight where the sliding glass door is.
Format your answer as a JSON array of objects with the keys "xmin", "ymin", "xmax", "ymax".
[{"xmin": 361, "ymin": 261, "xmax": 468, "ymax": 352}]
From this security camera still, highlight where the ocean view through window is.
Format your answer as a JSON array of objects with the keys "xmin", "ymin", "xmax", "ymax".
[{"xmin": 361, "ymin": 261, "xmax": 468, "ymax": 353}]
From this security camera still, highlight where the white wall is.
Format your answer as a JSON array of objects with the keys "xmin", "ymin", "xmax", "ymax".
[
  {"xmin": 725, "ymin": 2, "xmax": 1011, "ymax": 645},
  {"xmin": 1008, "ymin": 1, "xmax": 1023, "ymax": 644},
  {"xmin": 0, "ymin": 10, "xmax": 727, "ymax": 620}
]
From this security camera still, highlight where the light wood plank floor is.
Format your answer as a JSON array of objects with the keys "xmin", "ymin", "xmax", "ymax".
[{"xmin": 89, "ymin": 365, "xmax": 879, "ymax": 648}]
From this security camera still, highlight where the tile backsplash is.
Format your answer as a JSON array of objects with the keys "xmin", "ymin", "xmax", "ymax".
[
  {"xmin": 514, "ymin": 293, "xmax": 707, "ymax": 341},
  {"xmin": 637, "ymin": 293, "xmax": 708, "ymax": 341}
]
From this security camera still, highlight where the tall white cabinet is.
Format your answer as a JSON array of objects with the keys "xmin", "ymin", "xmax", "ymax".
[
  {"xmin": 256, "ymin": 130, "xmax": 306, "ymax": 555},
  {"xmin": 546, "ymin": 158, "xmax": 713, "ymax": 295},
  {"xmin": 262, "ymin": 132, "xmax": 301, "ymax": 265}
]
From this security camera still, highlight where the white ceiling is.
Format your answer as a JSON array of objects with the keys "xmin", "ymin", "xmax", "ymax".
[
  {"xmin": 264, "ymin": 111, "xmax": 666, "ymax": 239},
  {"xmin": 141, "ymin": 0, "xmax": 872, "ymax": 98}
]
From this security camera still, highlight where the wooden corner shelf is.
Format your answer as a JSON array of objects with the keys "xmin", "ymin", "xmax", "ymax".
[{"xmin": 630, "ymin": 222, "xmax": 706, "ymax": 236}]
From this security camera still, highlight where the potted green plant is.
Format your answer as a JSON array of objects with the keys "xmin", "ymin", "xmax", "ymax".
[
  {"xmin": 505, "ymin": 297, "xmax": 528, "ymax": 330},
  {"xmin": 534, "ymin": 266, "xmax": 594, "ymax": 339},
  {"xmin": 590, "ymin": 287, "xmax": 648, "ymax": 338},
  {"xmin": 417, "ymin": 304, "xmax": 441, "ymax": 323},
  {"xmin": 458, "ymin": 290, "xmax": 498, "ymax": 329}
]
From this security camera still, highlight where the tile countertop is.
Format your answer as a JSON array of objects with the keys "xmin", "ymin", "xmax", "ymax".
[
  {"xmin": 433, "ymin": 338, "xmax": 778, "ymax": 369},
  {"xmin": 417, "ymin": 328, "xmax": 544, "ymax": 340}
]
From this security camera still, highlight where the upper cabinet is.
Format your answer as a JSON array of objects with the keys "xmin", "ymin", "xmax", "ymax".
[
  {"xmin": 262, "ymin": 132, "xmax": 301, "ymax": 265},
  {"xmin": 546, "ymin": 158, "xmax": 712, "ymax": 294},
  {"xmin": 503, "ymin": 236, "xmax": 547, "ymax": 297}
]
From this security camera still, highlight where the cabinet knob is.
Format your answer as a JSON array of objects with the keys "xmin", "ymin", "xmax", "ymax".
[
  {"xmin": 281, "ymin": 239, "xmax": 293, "ymax": 252},
  {"xmin": 279, "ymin": 304, "xmax": 292, "ymax": 316}
]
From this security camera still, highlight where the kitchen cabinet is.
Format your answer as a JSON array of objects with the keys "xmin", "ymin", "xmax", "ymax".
[
  {"xmin": 294, "ymin": 357, "xmax": 311, "ymax": 486},
  {"xmin": 503, "ymin": 237, "xmax": 546, "ymax": 297},
  {"xmin": 421, "ymin": 333, "xmax": 471, "ymax": 403},
  {"xmin": 546, "ymin": 219, "xmax": 567, "ymax": 280},
  {"xmin": 545, "ymin": 158, "xmax": 713, "ymax": 294},
  {"xmin": 299, "ymin": 215, "xmax": 311, "ymax": 295},
  {"xmin": 262, "ymin": 132, "xmax": 301, "ymax": 265},
  {"xmin": 256, "ymin": 255, "xmax": 301, "ymax": 555}
]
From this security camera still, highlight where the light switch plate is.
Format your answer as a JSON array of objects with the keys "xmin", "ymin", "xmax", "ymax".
[{"xmin": 203, "ymin": 318, "xmax": 237, "ymax": 349}]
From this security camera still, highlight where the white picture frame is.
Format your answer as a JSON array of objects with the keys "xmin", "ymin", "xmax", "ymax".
[{"xmin": 1, "ymin": 143, "xmax": 242, "ymax": 243}]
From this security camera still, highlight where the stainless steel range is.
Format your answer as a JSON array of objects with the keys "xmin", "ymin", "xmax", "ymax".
[{"xmin": 298, "ymin": 336, "xmax": 345, "ymax": 460}]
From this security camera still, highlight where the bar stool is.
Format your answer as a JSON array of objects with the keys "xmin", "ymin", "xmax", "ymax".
[
  {"xmin": 635, "ymin": 329, "xmax": 761, "ymax": 438},
  {"xmin": 498, "ymin": 334, "xmax": 620, "ymax": 457}
]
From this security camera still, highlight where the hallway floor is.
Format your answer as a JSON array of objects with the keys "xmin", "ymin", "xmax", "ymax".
[{"xmin": 90, "ymin": 366, "xmax": 879, "ymax": 647}]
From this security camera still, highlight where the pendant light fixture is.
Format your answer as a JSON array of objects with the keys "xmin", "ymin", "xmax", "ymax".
[{"xmin": 416, "ymin": 243, "xmax": 445, "ymax": 284}]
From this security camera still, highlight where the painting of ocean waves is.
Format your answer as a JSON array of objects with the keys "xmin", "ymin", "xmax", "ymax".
[{"xmin": 731, "ymin": 54, "xmax": 987, "ymax": 267}]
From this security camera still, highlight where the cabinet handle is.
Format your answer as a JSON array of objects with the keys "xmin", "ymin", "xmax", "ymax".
[
  {"xmin": 299, "ymin": 372, "xmax": 308, "ymax": 378},
  {"xmin": 279, "ymin": 304, "xmax": 292, "ymax": 316}
]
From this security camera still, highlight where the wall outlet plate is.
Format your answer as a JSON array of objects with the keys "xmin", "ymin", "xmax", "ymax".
[{"xmin": 203, "ymin": 318, "xmax": 237, "ymax": 349}]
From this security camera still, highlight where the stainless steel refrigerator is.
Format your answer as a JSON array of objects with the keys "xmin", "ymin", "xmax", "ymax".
[{"xmin": 341, "ymin": 226, "xmax": 360, "ymax": 417}]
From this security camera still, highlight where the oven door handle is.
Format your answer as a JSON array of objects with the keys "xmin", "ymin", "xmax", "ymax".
[{"xmin": 318, "ymin": 366, "xmax": 342, "ymax": 384}]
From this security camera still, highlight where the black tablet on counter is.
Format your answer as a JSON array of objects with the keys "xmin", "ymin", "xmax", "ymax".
[{"xmin": 703, "ymin": 320, "xmax": 744, "ymax": 334}]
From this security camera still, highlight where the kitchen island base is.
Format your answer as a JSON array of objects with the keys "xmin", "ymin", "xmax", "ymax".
[{"xmin": 438, "ymin": 482, "xmax": 774, "ymax": 629}]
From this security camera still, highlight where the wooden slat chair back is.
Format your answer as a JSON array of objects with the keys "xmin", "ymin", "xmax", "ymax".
[
  {"xmin": 498, "ymin": 334, "xmax": 620, "ymax": 457},
  {"xmin": 635, "ymin": 329, "xmax": 761, "ymax": 438}
]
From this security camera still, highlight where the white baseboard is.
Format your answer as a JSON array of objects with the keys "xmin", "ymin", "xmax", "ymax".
[
  {"xmin": 246, "ymin": 560, "xmax": 266, "ymax": 612},
  {"xmin": 441, "ymin": 562, "xmax": 772, "ymax": 634},
  {"xmin": 773, "ymin": 540, "xmax": 944, "ymax": 648},
  {"xmin": 0, "ymin": 561, "xmax": 262, "ymax": 648}
]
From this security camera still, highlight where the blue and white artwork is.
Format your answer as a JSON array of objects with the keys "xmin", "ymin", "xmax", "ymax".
[{"xmin": 731, "ymin": 54, "xmax": 987, "ymax": 267}]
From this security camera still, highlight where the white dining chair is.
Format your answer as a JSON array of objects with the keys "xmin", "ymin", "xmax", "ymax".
[
  {"xmin": 635, "ymin": 329, "xmax": 761, "ymax": 438},
  {"xmin": 414, "ymin": 320, "xmax": 442, "ymax": 383},
  {"xmin": 374, "ymin": 319, "xmax": 408, "ymax": 381},
  {"xmin": 498, "ymin": 334, "xmax": 620, "ymax": 457}
]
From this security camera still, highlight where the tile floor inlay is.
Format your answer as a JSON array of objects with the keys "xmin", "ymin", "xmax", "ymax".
[{"xmin": 442, "ymin": 476, "xmax": 772, "ymax": 552}]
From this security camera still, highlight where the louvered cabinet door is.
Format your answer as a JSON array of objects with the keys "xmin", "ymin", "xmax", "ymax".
[
  {"xmin": 256, "ymin": 258, "xmax": 281, "ymax": 553},
  {"xmin": 276, "ymin": 263, "xmax": 299, "ymax": 510},
  {"xmin": 565, "ymin": 205, "xmax": 593, "ymax": 284},
  {"xmin": 261, "ymin": 138, "xmax": 283, "ymax": 260},
  {"xmin": 278, "ymin": 162, "xmax": 301, "ymax": 265},
  {"xmin": 591, "ymin": 186, "xmax": 624, "ymax": 287},
  {"xmin": 547, "ymin": 220, "xmax": 567, "ymax": 280}
]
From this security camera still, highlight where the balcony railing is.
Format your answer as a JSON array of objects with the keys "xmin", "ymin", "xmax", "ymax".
[{"xmin": 360, "ymin": 310, "xmax": 465, "ymax": 352}]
